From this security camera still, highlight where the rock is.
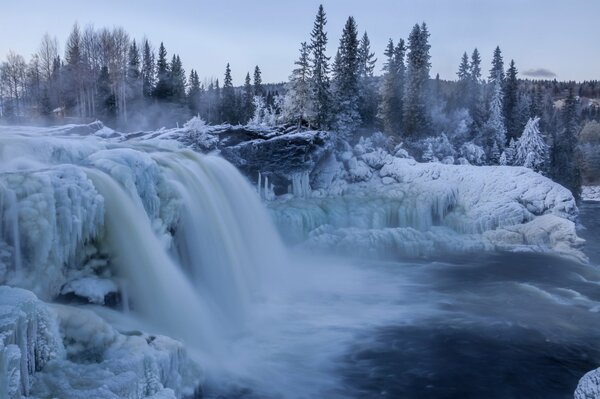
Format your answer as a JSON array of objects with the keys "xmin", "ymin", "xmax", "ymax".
[{"xmin": 575, "ymin": 367, "xmax": 600, "ymax": 399}]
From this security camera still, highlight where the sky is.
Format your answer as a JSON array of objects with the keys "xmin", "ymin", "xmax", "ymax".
[{"xmin": 0, "ymin": 0, "xmax": 598, "ymax": 84}]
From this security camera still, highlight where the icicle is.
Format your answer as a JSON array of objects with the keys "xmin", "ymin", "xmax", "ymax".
[{"xmin": 257, "ymin": 172, "xmax": 262, "ymax": 198}]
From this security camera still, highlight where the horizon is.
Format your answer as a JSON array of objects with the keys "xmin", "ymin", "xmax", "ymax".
[{"xmin": 1, "ymin": 0, "xmax": 598, "ymax": 84}]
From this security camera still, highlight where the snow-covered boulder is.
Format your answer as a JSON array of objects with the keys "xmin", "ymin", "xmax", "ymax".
[{"xmin": 575, "ymin": 367, "xmax": 600, "ymax": 399}]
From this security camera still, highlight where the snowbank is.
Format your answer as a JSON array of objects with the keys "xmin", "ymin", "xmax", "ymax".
[
  {"xmin": 268, "ymin": 136, "xmax": 584, "ymax": 262},
  {"xmin": 582, "ymin": 186, "xmax": 600, "ymax": 202}
]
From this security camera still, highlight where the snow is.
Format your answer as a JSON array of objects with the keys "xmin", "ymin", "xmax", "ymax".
[
  {"xmin": 60, "ymin": 277, "xmax": 118, "ymax": 305},
  {"xmin": 582, "ymin": 186, "xmax": 600, "ymax": 202},
  {"xmin": 575, "ymin": 367, "xmax": 600, "ymax": 399},
  {"xmin": 269, "ymin": 137, "xmax": 582, "ymax": 261}
]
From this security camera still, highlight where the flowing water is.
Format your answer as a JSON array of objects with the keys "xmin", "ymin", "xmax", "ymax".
[{"xmin": 198, "ymin": 203, "xmax": 600, "ymax": 399}]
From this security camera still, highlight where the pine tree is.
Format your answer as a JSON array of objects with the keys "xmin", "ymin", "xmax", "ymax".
[
  {"xmin": 170, "ymin": 54, "xmax": 186, "ymax": 103},
  {"xmin": 332, "ymin": 16, "xmax": 361, "ymax": 135},
  {"xmin": 504, "ymin": 60, "xmax": 519, "ymax": 141},
  {"xmin": 142, "ymin": 40, "xmax": 155, "ymax": 99},
  {"xmin": 484, "ymin": 77, "xmax": 507, "ymax": 159},
  {"xmin": 455, "ymin": 52, "xmax": 470, "ymax": 109},
  {"xmin": 127, "ymin": 40, "xmax": 142, "ymax": 106},
  {"xmin": 243, "ymin": 72, "xmax": 254, "ymax": 122},
  {"xmin": 403, "ymin": 22, "xmax": 431, "ymax": 137},
  {"xmin": 379, "ymin": 39, "xmax": 404, "ymax": 135},
  {"xmin": 253, "ymin": 65, "xmax": 263, "ymax": 97},
  {"xmin": 357, "ymin": 31, "xmax": 378, "ymax": 126},
  {"xmin": 187, "ymin": 69, "xmax": 201, "ymax": 114},
  {"xmin": 221, "ymin": 63, "xmax": 236, "ymax": 123},
  {"xmin": 153, "ymin": 42, "xmax": 171, "ymax": 100},
  {"xmin": 283, "ymin": 42, "xmax": 314, "ymax": 129},
  {"xmin": 514, "ymin": 117, "xmax": 548, "ymax": 172},
  {"xmin": 469, "ymin": 48, "xmax": 484, "ymax": 131},
  {"xmin": 488, "ymin": 46, "xmax": 504, "ymax": 83},
  {"xmin": 551, "ymin": 88, "xmax": 581, "ymax": 198},
  {"xmin": 310, "ymin": 4, "xmax": 332, "ymax": 129},
  {"xmin": 96, "ymin": 65, "xmax": 116, "ymax": 120}
]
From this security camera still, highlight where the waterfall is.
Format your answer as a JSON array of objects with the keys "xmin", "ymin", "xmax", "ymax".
[{"xmin": 83, "ymin": 149, "xmax": 287, "ymax": 362}]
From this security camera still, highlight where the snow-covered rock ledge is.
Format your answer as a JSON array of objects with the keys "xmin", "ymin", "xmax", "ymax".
[
  {"xmin": 0, "ymin": 285, "xmax": 200, "ymax": 399},
  {"xmin": 268, "ymin": 138, "xmax": 585, "ymax": 262}
]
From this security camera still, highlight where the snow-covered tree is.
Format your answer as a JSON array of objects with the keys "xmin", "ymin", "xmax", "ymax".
[
  {"xmin": 282, "ymin": 42, "xmax": 314, "ymax": 129},
  {"xmin": 357, "ymin": 31, "xmax": 378, "ymax": 126},
  {"xmin": 309, "ymin": 4, "xmax": 332, "ymax": 129},
  {"xmin": 514, "ymin": 117, "xmax": 548, "ymax": 173},
  {"xmin": 332, "ymin": 16, "xmax": 361, "ymax": 136},
  {"xmin": 484, "ymin": 77, "xmax": 507, "ymax": 161},
  {"xmin": 378, "ymin": 39, "xmax": 404, "ymax": 136},
  {"xmin": 488, "ymin": 46, "xmax": 504, "ymax": 83},
  {"xmin": 403, "ymin": 23, "xmax": 431, "ymax": 137}
]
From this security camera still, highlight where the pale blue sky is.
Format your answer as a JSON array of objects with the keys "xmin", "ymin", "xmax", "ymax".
[{"xmin": 1, "ymin": 0, "xmax": 598, "ymax": 83}]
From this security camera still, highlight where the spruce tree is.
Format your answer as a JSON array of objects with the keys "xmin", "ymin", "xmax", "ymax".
[
  {"xmin": 514, "ymin": 117, "xmax": 548, "ymax": 172},
  {"xmin": 403, "ymin": 23, "xmax": 431, "ymax": 137},
  {"xmin": 488, "ymin": 46, "xmax": 504, "ymax": 83},
  {"xmin": 310, "ymin": 4, "xmax": 332, "ymax": 129},
  {"xmin": 332, "ymin": 16, "xmax": 361, "ymax": 135},
  {"xmin": 484, "ymin": 77, "xmax": 507, "ymax": 161},
  {"xmin": 96, "ymin": 65, "xmax": 116, "ymax": 120},
  {"xmin": 221, "ymin": 63, "xmax": 236, "ymax": 123},
  {"xmin": 504, "ymin": 60, "xmax": 519, "ymax": 141},
  {"xmin": 379, "ymin": 39, "xmax": 404, "ymax": 135},
  {"xmin": 283, "ymin": 41, "xmax": 314, "ymax": 129},
  {"xmin": 170, "ymin": 54, "xmax": 186, "ymax": 103},
  {"xmin": 455, "ymin": 52, "xmax": 470, "ymax": 110},
  {"xmin": 142, "ymin": 40, "xmax": 155, "ymax": 100},
  {"xmin": 127, "ymin": 40, "xmax": 142, "ymax": 106},
  {"xmin": 469, "ymin": 48, "xmax": 485, "ymax": 133},
  {"xmin": 253, "ymin": 65, "xmax": 263, "ymax": 97},
  {"xmin": 357, "ymin": 31, "xmax": 378, "ymax": 126},
  {"xmin": 243, "ymin": 72, "xmax": 254, "ymax": 122},
  {"xmin": 187, "ymin": 69, "xmax": 201, "ymax": 114},
  {"xmin": 153, "ymin": 42, "xmax": 171, "ymax": 100},
  {"xmin": 551, "ymin": 88, "xmax": 581, "ymax": 198}
]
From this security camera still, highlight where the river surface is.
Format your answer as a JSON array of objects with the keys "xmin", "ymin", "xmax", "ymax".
[{"xmin": 202, "ymin": 203, "xmax": 600, "ymax": 399}]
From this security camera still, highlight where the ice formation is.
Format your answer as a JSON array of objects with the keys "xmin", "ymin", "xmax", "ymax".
[{"xmin": 0, "ymin": 121, "xmax": 588, "ymax": 398}]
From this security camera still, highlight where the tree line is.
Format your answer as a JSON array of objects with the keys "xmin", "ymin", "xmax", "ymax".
[{"xmin": 1, "ymin": 5, "xmax": 599, "ymax": 197}]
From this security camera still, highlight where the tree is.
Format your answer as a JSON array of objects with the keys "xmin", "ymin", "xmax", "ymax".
[
  {"xmin": 484, "ymin": 77, "xmax": 507, "ymax": 161},
  {"xmin": 455, "ymin": 52, "xmax": 470, "ymax": 109},
  {"xmin": 357, "ymin": 31, "xmax": 378, "ymax": 126},
  {"xmin": 153, "ymin": 42, "xmax": 170, "ymax": 100},
  {"xmin": 127, "ymin": 40, "xmax": 142, "ymax": 107},
  {"xmin": 253, "ymin": 65, "xmax": 263, "ymax": 97},
  {"xmin": 332, "ymin": 16, "xmax": 361, "ymax": 135},
  {"xmin": 242, "ymin": 72, "xmax": 254, "ymax": 122},
  {"xmin": 403, "ymin": 22, "xmax": 431, "ymax": 137},
  {"xmin": 187, "ymin": 69, "xmax": 202, "ymax": 114},
  {"xmin": 504, "ymin": 60, "xmax": 519, "ymax": 141},
  {"xmin": 309, "ymin": 4, "xmax": 332, "ymax": 129},
  {"xmin": 141, "ymin": 39, "xmax": 155, "ymax": 99},
  {"xmin": 96, "ymin": 65, "xmax": 116, "ymax": 120},
  {"xmin": 170, "ymin": 54, "xmax": 186, "ymax": 103},
  {"xmin": 221, "ymin": 63, "xmax": 236, "ymax": 123},
  {"xmin": 514, "ymin": 117, "xmax": 548, "ymax": 173},
  {"xmin": 551, "ymin": 88, "xmax": 581, "ymax": 198},
  {"xmin": 283, "ymin": 42, "xmax": 314, "ymax": 129},
  {"xmin": 468, "ymin": 48, "xmax": 484, "ymax": 132},
  {"xmin": 379, "ymin": 39, "xmax": 404, "ymax": 135},
  {"xmin": 488, "ymin": 46, "xmax": 504, "ymax": 83}
]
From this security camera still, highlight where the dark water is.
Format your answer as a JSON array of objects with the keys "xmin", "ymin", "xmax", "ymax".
[
  {"xmin": 342, "ymin": 203, "xmax": 600, "ymax": 399},
  {"xmin": 205, "ymin": 203, "xmax": 600, "ymax": 399}
]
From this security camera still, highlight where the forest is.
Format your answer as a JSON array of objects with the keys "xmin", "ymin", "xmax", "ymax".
[{"xmin": 1, "ymin": 5, "xmax": 599, "ymax": 196}]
